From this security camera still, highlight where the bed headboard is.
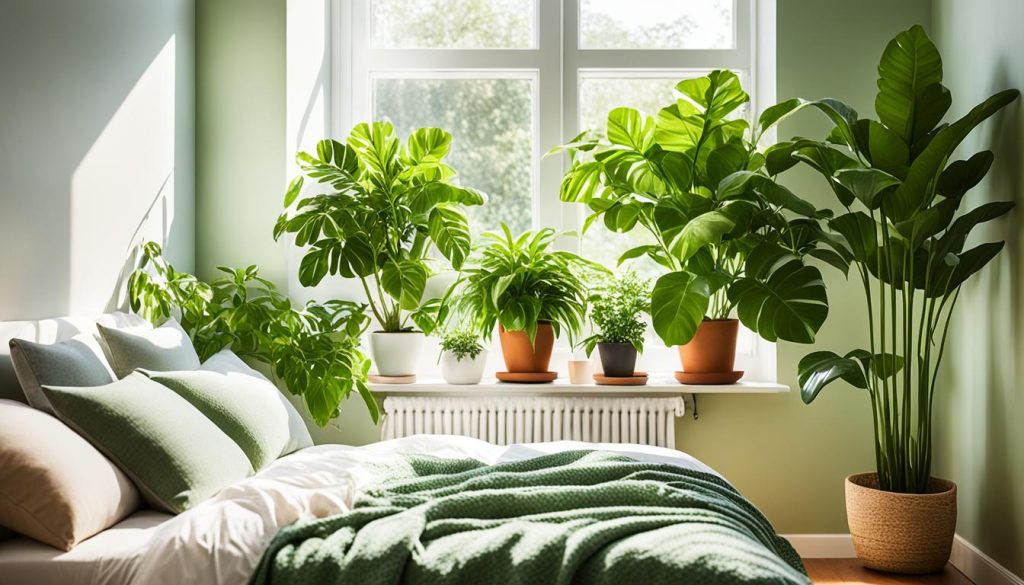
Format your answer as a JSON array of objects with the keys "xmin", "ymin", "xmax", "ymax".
[{"xmin": 0, "ymin": 312, "xmax": 148, "ymax": 403}]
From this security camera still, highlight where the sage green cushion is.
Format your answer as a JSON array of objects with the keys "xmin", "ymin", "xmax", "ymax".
[
  {"xmin": 41, "ymin": 373, "xmax": 254, "ymax": 514},
  {"xmin": 8, "ymin": 334, "xmax": 114, "ymax": 413},
  {"xmin": 97, "ymin": 318, "xmax": 200, "ymax": 378},
  {"xmin": 145, "ymin": 361, "xmax": 297, "ymax": 471}
]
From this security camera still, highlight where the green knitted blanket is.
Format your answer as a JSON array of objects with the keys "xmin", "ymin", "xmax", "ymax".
[{"xmin": 251, "ymin": 451, "xmax": 809, "ymax": 585}]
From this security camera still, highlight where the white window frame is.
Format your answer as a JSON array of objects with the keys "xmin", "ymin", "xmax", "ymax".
[{"xmin": 331, "ymin": 0, "xmax": 778, "ymax": 382}]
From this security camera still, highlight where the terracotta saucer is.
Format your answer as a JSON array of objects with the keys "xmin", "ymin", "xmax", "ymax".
[
  {"xmin": 496, "ymin": 371, "xmax": 558, "ymax": 383},
  {"xmin": 593, "ymin": 372, "xmax": 648, "ymax": 386},
  {"xmin": 674, "ymin": 371, "xmax": 743, "ymax": 385},
  {"xmin": 368, "ymin": 374, "xmax": 417, "ymax": 384}
]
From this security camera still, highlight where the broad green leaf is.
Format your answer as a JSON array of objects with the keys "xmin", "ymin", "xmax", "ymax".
[
  {"xmin": 607, "ymin": 107, "xmax": 655, "ymax": 152},
  {"xmin": 756, "ymin": 98, "xmax": 807, "ymax": 140},
  {"xmin": 792, "ymin": 143, "xmax": 861, "ymax": 206},
  {"xmin": 283, "ymin": 176, "xmax": 304, "ymax": 207},
  {"xmin": 403, "ymin": 127, "xmax": 452, "ymax": 166},
  {"xmin": 298, "ymin": 243, "xmax": 331, "ymax": 286},
  {"xmin": 428, "ymin": 205, "xmax": 471, "ymax": 269},
  {"xmin": 706, "ymin": 141, "xmax": 749, "ymax": 187},
  {"xmin": 927, "ymin": 242, "xmax": 1005, "ymax": 298},
  {"xmin": 676, "ymin": 70, "xmax": 749, "ymax": 120},
  {"xmin": 745, "ymin": 241, "xmax": 799, "ymax": 280},
  {"xmin": 937, "ymin": 151, "xmax": 994, "ymax": 200},
  {"xmin": 807, "ymin": 248, "xmax": 851, "ymax": 275},
  {"xmin": 654, "ymin": 100, "xmax": 703, "ymax": 153},
  {"xmin": 651, "ymin": 271, "xmax": 711, "ymax": 346},
  {"xmin": 875, "ymin": 25, "xmax": 946, "ymax": 144},
  {"xmin": 347, "ymin": 121, "xmax": 400, "ymax": 179},
  {"xmin": 653, "ymin": 150, "xmax": 693, "ymax": 193},
  {"xmin": 670, "ymin": 210, "xmax": 735, "ymax": 261},
  {"xmin": 894, "ymin": 197, "xmax": 959, "ymax": 249},
  {"xmin": 559, "ymin": 161, "xmax": 611, "ymax": 203},
  {"xmin": 798, "ymin": 350, "xmax": 870, "ymax": 404},
  {"xmin": 834, "ymin": 168, "xmax": 900, "ymax": 209},
  {"xmin": 342, "ymin": 235, "xmax": 376, "ymax": 278},
  {"xmin": 617, "ymin": 245, "xmax": 660, "ymax": 267},
  {"xmin": 380, "ymin": 259, "xmax": 428, "ymax": 311},
  {"xmin": 934, "ymin": 201, "xmax": 1014, "ymax": 258},
  {"xmin": 728, "ymin": 260, "xmax": 828, "ymax": 343},
  {"xmin": 886, "ymin": 89, "xmax": 1019, "ymax": 222},
  {"xmin": 866, "ymin": 120, "xmax": 909, "ymax": 176},
  {"xmin": 408, "ymin": 182, "xmax": 486, "ymax": 214},
  {"xmin": 829, "ymin": 212, "xmax": 878, "ymax": 263}
]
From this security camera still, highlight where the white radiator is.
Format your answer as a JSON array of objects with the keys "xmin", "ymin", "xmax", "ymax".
[{"xmin": 380, "ymin": 396, "xmax": 686, "ymax": 448}]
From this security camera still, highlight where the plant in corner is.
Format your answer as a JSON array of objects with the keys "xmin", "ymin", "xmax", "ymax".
[
  {"xmin": 782, "ymin": 25, "xmax": 1019, "ymax": 574},
  {"xmin": 438, "ymin": 329, "xmax": 487, "ymax": 385},
  {"xmin": 128, "ymin": 242, "xmax": 377, "ymax": 426},
  {"xmin": 275, "ymin": 121, "xmax": 486, "ymax": 377},
  {"xmin": 455, "ymin": 224, "xmax": 607, "ymax": 382},
  {"xmin": 553, "ymin": 70, "xmax": 838, "ymax": 383},
  {"xmin": 579, "ymin": 272, "xmax": 650, "ymax": 378}
]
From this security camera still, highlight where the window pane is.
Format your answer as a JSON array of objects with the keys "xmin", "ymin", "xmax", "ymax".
[
  {"xmin": 580, "ymin": 0, "xmax": 734, "ymax": 49},
  {"xmin": 374, "ymin": 76, "xmax": 534, "ymax": 236},
  {"xmin": 371, "ymin": 0, "xmax": 536, "ymax": 49}
]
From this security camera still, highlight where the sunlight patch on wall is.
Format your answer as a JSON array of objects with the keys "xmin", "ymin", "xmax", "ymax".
[{"xmin": 69, "ymin": 36, "xmax": 177, "ymax": 315}]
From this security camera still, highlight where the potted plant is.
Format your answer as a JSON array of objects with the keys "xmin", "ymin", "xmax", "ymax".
[
  {"xmin": 553, "ymin": 70, "xmax": 835, "ymax": 383},
  {"xmin": 456, "ymin": 224, "xmax": 606, "ymax": 382},
  {"xmin": 275, "ymin": 122, "xmax": 485, "ymax": 377},
  {"xmin": 787, "ymin": 26, "xmax": 1018, "ymax": 573},
  {"xmin": 438, "ymin": 329, "xmax": 487, "ymax": 385},
  {"xmin": 579, "ymin": 273, "xmax": 649, "ymax": 378}
]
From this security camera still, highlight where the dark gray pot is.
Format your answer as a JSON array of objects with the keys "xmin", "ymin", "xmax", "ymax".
[{"xmin": 598, "ymin": 342, "xmax": 638, "ymax": 377}]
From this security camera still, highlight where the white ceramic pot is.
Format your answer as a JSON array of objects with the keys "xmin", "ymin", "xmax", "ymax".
[
  {"xmin": 369, "ymin": 331, "xmax": 425, "ymax": 376},
  {"xmin": 440, "ymin": 350, "xmax": 488, "ymax": 385}
]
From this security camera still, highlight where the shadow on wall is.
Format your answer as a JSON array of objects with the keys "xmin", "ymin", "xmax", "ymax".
[
  {"xmin": 0, "ymin": 0, "xmax": 193, "ymax": 321},
  {"xmin": 936, "ymin": 57, "xmax": 1023, "ymax": 570}
]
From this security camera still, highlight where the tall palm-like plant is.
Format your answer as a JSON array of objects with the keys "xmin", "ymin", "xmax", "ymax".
[
  {"xmin": 789, "ymin": 25, "xmax": 1018, "ymax": 493},
  {"xmin": 275, "ymin": 122, "xmax": 485, "ymax": 333},
  {"xmin": 553, "ymin": 70, "xmax": 838, "ymax": 346}
]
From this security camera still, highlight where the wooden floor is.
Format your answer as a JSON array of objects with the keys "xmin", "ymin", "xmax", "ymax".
[{"xmin": 804, "ymin": 559, "xmax": 973, "ymax": 584}]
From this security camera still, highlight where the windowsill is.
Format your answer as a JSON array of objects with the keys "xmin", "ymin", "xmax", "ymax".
[{"xmin": 368, "ymin": 378, "xmax": 789, "ymax": 396}]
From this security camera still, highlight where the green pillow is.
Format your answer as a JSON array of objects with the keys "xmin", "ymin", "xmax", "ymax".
[
  {"xmin": 42, "ymin": 373, "xmax": 254, "ymax": 514},
  {"xmin": 145, "ymin": 367, "xmax": 294, "ymax": 471},
  {"xmin": 97, "ymin": 318, "xmax": 201, "ymax": 378},
  {"xmin": 8, "ymin": 334, "xmax": 114, "ymax": 413}
]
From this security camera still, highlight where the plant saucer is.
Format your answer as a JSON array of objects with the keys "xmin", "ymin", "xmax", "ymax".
[
  {"xmin": 593, "ymin": 372, "xmax": 648, "ymax": 386},
  {"xmin": 496, "ymin": 371, "xmax": 558, "ymax": 383},
  {"xmin": 673, "ymin": 371, "xmax": 743, "ymax": 385}
]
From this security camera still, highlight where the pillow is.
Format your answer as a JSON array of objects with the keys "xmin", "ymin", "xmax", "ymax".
[
  {"xmin": 0, "ymin": 399, "xmax": 140, "ymax": 550},
  {"xmin": 42, "ymin": 373, "xmax": 254, "ymax": 514},
  {"xmin": 97, "ymin": 318, "xmax": 200, "ymax": 378},
  {"xmin": 8, "ymin": 334, "xmax": 114, "ymax": 413},
  {"xmin": 144, "ymin": 364, "xmax": 295, "ymax": 470},
  {"xmin": 201, "ymin": 350, "xmax": 313, "ymax": 454}
]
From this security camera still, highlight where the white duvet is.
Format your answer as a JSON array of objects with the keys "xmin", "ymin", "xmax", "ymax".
[{"xmin": 0, "ymin": 435, "xmax": 721, "ymax": 585}]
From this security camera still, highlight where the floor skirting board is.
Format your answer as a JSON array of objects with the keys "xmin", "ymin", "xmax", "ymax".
[{"xmin": 785, "ymin": 534, "xmax": 1023, "ymax": 585}]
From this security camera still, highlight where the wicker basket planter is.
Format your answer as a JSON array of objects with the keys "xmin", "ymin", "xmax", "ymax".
[{"xmin": 845, "ymin": 472, "xmax": 957, "ymax": 574}]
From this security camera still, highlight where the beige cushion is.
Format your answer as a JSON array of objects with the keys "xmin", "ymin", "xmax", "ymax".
[
  {"xmin": 0, "ymin": 399, "xmax": 141, "ymax": 550},
  {"xmin": 97, "ymin": 318, "xmax": 200, "ymax": 378}
]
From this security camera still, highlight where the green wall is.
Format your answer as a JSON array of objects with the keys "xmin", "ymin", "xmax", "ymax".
[
  {"xmin": 195, "ymin": 0, "xmax": 934, "ymax": 534},
  {"xmin": 932, "ymin": 0, "xmax": 1024, "ymax": 576}
]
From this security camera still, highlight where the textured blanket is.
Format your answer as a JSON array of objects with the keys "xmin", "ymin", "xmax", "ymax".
[{"xmin": 251, "ymin": 451, "xmax": 810, "ymax": 585}]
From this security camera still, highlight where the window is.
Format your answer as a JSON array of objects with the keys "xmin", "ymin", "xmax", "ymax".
[{"xmin": 334, "ymin": 0, "xmax": 777, "ymax": 379}]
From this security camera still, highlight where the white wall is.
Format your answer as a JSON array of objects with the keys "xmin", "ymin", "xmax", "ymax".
[{"xmin": 0, "ymin": 0, "xmax": 195, "ymax": 320}]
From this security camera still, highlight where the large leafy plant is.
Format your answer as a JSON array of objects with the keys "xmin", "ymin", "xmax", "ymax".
[
  {"xmin": 455, "ymin": 225, "xmax": 607, "ymax": 343},
  {"xmin": 788, "ymin": 26, "xmax": 1018, "ymax": 493},
  {"xmin": 275, "ymin": 122, "xmax": 486, "ymax": 333},
  {"xmin": 128, "ymin": 242, "xmax": 377, "ymax": 426},
  {"xmin": 554, "ymin": 70, "xmax": 836, "ymax": 347}
]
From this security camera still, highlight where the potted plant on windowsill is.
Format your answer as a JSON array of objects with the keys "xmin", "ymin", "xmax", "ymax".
[
  {"xmin": 580, "ymin": 272, "xmax": 649, "ymax": 379},
  {"xmin": 275, "ymin": 122, "xmax": 485, "ymax": 378},
  {"xmin": 456, "ymin": 224, "xmax": 607, "ymax": 383},
  {"xmin": 553, "ymin": 70, "xmax": 837, "ymax": 383},
  {"xmin": 438, "ymin": 329, "xmax": 487, "ymax": 385},
  {"xmin": 785, "ymin": 26, "xmax": 1018, "ymax": 573}
]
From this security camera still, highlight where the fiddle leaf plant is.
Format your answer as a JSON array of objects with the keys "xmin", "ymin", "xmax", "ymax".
[
  {"xmin": 128, "ymin": 242, "xmax": 377, "ymax": 426},
  {"xmin": 553, "ymin": 70, "xmax": 836, "ymax": 347},
  {"xmin": 786, "ymin": 25, "xmax": 1019, "ymax": 493},
  {"xmin": 455, "ymin": 224, "xmax": 609, "ymax": 344},
  {"xmin": 274, "ymin": 122, "xmax": 486, "ymax": 333}
]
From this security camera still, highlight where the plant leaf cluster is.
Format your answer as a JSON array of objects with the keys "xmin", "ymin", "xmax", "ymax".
[{"xmin": 579, "ymin": 272, "xmax": 651, "ymax": 355}]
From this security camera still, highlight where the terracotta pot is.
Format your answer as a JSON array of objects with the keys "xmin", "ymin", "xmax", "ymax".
[
  {"xmin": 677, "ymin": 319, "xmax": 739, "ymax": 373},
  {"xmin": 598, "ymin": 342, "xmax": 638, "ymax": 377},
  {"xmin": 498, "ymin": 322, "xmax": 554, "ymax": 373},
  {"xmin": 845, "ymin": 472, "xmax": 957, "ymax": 574}
]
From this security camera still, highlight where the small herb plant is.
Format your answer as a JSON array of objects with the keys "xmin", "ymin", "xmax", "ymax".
[
  {"xmin": 127, "ymin": 242, "xmax": 377, "ymax": 426},
  {"xmin": 456, "ymin": 224, "xmax": 608, "ymax": 344},
  {"xmin": 579, "ymin": 272, "xmax": 651, "ymax": 356},
  {"xmin": 439, "ymin": 329, "xmax": 485, "ymax": 361}
]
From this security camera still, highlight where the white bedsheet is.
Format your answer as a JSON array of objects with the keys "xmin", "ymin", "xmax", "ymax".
[{"xmin": 0, "ymin": 435, "xmax": 721, "ymax": 585}]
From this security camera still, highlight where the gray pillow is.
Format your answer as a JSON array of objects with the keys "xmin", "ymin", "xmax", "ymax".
[
  {"xmin": 97, "ymin": 318, "xmax": 200, "ymax": 378},
  {"xmin": 9, "ymin": 334, "xmax": 114, "ymax": 413},
  {"xmin": 42, "ymin": 373, "xmax": 254, "ymax": 514}
]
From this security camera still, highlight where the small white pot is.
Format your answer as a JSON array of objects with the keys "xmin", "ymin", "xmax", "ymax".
[
  {"xmin": 369, "ymin": 331, "xmax": 425, "ymax": 376},
  {"xmin": 440, "ymin": 350, "xmax": 488, "ymax": 385}
]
